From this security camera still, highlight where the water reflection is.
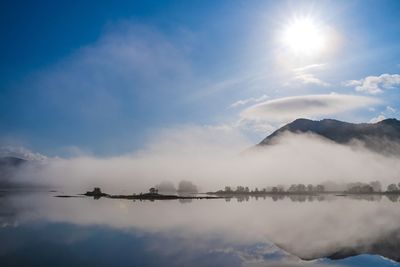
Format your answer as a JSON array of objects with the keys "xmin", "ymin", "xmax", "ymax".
[
  {"xmin": 222, "ymin": 193, "xmax": 391, "ymax": 203},
  {"xmin": 0, "ymin": 190, "xmax": 400, "ymax": 266}
]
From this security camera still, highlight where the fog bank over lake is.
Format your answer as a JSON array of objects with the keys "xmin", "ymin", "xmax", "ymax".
[{"xmin": 11, "ymin": 127, "xmax": 400, "ymax": 193}]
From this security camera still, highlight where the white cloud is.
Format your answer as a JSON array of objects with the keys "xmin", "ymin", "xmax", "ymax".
[
  {"xmin": 240, "ymin": 94, "xmax": 379, "ymax": 122},
  {"xmin": 294, "ymin": 73, "xmax": 330, "ymax": 86},
  {"xmin": 386, "ymin": 106, "xmax": 396, "ymax": 113},
  {"xmin": 229, "ymin": 94, "xmax": 269, "ymax": 108},
  {"xmin": 290, "ymin": 63, "xmax": 329, "ymax": 87},
  {"xmin": 292, "ymin": 63, "xmax": 326, "ymax": 72},
  {"xmin": 344, "ymin": 74, "xmax": 400, "ymax": 94},
  {"xmin": 369, "ymin": 114, "xmax": 386, "ymax": 123}
]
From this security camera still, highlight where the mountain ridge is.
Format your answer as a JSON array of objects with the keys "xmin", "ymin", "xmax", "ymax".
[{"xmin": 259, "ymin": 118, "xmax": 400, "ymax": 154}]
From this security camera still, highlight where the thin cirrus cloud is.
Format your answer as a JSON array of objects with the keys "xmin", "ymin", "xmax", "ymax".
[
  {"xmin": 240, "ymin": 94, "xmax": 380, "ymax": 122},
  {"xmin": 292, "ymin": 63, "xmax": 326, "ymax": 72},
  {"xmin": 293, "ymin": 73, "xmax": 330, "ymax": 87},
  {"xmin": 290, "ymin": 63, "xmax": 329, "ymax": 87},
  {"xmin": 344, "ymin": 73, "xmax": 400, "ymax": 94},
  {"xmin": 229, "ymin": 94, "xmax": 269, "ymax": 108}
]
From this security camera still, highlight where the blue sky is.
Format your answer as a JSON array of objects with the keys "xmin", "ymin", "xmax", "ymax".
[{"xmin": 1, "ymin": 0, "xmax": 400, "ymax": 156}]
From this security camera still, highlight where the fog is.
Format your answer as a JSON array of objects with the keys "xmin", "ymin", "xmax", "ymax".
[
  {"xmin": 2, "ymin": 191, "xmax": 400, "ymax": 264},
  {"xmin": 12, "ymin": 125, "xmax": 400, "ymax": 193}
]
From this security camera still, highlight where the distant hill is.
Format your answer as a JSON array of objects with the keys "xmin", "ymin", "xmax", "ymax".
[
  {"xmin": 0, "ymin": 156, "xmax": 27, "ymax": 167},
  {"xmin": 259, "ymin": 118, "xmax": 400, "ymax": 155},
  {"xmin": 0, "ymin": 157, "xmax": 28, "ymax": 188}
]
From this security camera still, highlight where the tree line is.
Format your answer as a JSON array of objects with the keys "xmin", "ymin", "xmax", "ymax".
[{"xmin": 216, "ymin": 181, "xmax": 400, "ymax": 194}]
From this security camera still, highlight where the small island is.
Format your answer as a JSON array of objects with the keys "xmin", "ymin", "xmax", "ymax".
[
  {"xmin": 83, "ymin": 187, "xmax": 222, "ymax": 200},
  {"xmin": 57, "ymin": 181, "xmax": 400, "ymax": 202}
]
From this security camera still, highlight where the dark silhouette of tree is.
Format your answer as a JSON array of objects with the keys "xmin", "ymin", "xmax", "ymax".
[
  {"xmin": 387, "ymin": 184, "xmax": 399, "ymax": 192},
  {"xmin": 297, "ymin": 184, "xmax": 306, "ymax": 192},
  {"xmin": 236, "ymin": 186, "xmax": 244, "ymax": 193},
  {"xmin": 288, "ymin": 184, "xmax": 297, "ymax": 192},
  {"xmin": 225, "ymin": 186, "xmax": 232, "ymax": 192},
  {"xmin": 347, "ymin": 184, "xmax": 373, "ymax": 193},
  {"xmin": 149, "ymin": 187, "xmax": 158, "ymax": 194},
  {"xmin": 307, "ymin": 184, "xmax": 314, "ymax": 192}
]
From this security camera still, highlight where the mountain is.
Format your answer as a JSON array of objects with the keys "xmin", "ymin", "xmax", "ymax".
[
  {"xmin": 0, "ymin": 157, "xmax": 28, "ymax": 188},
  {"xmin": 0, "ymin": 156, "xmax": 27, "ymax": 167},
  {"xmin": 259, "ymin": 118, "xmax": 400, "ymax": 154}
]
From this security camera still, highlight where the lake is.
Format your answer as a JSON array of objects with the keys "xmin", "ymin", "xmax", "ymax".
[{"xmin": 1, "ymin": 190, "xmax": 400, "ymax": 267}]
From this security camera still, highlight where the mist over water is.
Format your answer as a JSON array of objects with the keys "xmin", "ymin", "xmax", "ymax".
[
  {"xmin": 12, "ymin": 127, "xmax": 400, "ymax": 193},
  {"xmin": 1, "ymin": 191, "xmax": 400, "ymax": 266},
  {"xmin": 5, "ymin": 126, "xmax": 400, "ymax": 266},
  {"xmin": 2, "ymin": 127, "xmax": 400, "ymax": 267}
]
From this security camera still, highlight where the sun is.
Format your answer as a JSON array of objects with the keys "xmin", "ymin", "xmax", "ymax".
[{"xmin": 281, "ymin": 17, "xmax": 326, "ymax": 56}]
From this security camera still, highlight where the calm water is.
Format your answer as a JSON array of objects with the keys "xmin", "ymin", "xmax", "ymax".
[{"xmin": 1, "ymin": 190, "xmax": 400, "ymax": 267}]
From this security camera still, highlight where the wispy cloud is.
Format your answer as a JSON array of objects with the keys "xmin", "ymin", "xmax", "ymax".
[
  {"xmin": 292, "ymin": 63, "xmax": 326, "ymax": 72},
  {"xmin": 344, "ymin": 74, "xmax": 400, "ymax": 94},
  {"xmin": 386, "ymin": 105, "xmax": 396, "ymax": 113},
  {"xmin": 240, "ymin": 94, "xmax": 379, "ymax": 122},
  {"xmin": 289, "ymin": 63, "xmax": 329, "ymax": 87},
  {"xmin": 294, "ymin": 73, "xmax": 330, "ymax": 87},
  {"xmin": 229, "ymin": 94, "xmax": 269, "ymax": 108}
]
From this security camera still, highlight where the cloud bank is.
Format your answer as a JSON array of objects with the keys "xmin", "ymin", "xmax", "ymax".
[
  {"xmin": 10, "ymin": 125, "xmax": 400, "ymax": 193},
  {"xmin": 240, "ymin": 94, "xmax": 379, "ymax": 122}
]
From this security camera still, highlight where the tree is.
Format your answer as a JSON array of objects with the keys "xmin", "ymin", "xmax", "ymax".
[
  {"xmin": 316, "ymin": 185, "xmax": 325, "ymax": 192},
  {"xmin": 288, "ymin": 184, "xmax": 297, "ymax": 192},
  {"xmin": 225, "ymin": 186, "xmax": 232, "ymax": 192},
  {"xmin": 277, "ymin": 185, "xmax": 285, "ymax": 192},
  {"xmin": 361, "ymin": 185, "xmax": 373, "ymax": 193},
  {"xmin": 149, "ymin": 187, "xmax": 158, "ymax": 194},
  {"xmin": 297, "ymin": 184, "xmax": 306, "ymax": 192},
  {"xmin": 387, "ymin": 184, "xmax": 398, "ymax": 192},
  {"xmin": 236, "ymin": 186, "xmax": 244, "ymax": 193},
  {"xmin": 369, "ymin": 181, "xmax": 382, "ymax": 192},
  {"xmin": 307, "ymin": 184, "xmax": 314, "ymax": 192}
]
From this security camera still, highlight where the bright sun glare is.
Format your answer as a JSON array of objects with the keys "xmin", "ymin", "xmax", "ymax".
[{"xmin": 282, "ymin": 17, "xmax": 326, "ymax": 56}]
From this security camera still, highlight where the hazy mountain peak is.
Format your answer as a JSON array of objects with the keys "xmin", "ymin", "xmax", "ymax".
[
  {"xmin": 259, "ymin": 118, "xmax": 400, "ymax": 155},
  {"xmin": 0, "ymin": 146, "xmax": 47, "ymax": 162}
]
